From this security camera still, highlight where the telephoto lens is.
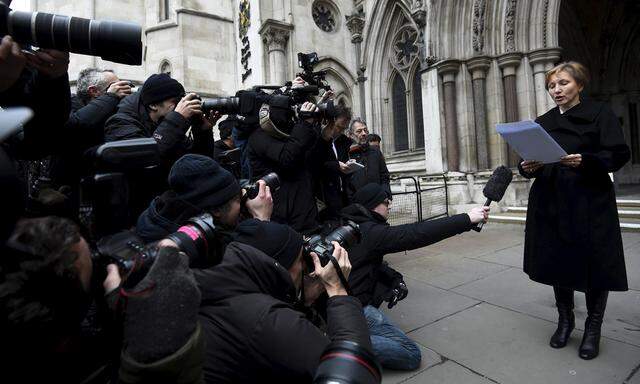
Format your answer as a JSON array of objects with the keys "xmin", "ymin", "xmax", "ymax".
[
  {"xmin": 314, "ymin": 341, "xmax": 381, "ymax": 384},
  {"xmin": 164, "ymin": 213, "xmax": 219, "ymax": 266},
  {"xmin": 244, "ymin": 172, "xmax": 281, "ymax": 200},
  {"xmin": 201, "ymin": 97, "xmax": 241, "ymax": 115},
  {"xmin": 0, "ymin": 3, "xmax": 143, "ymax": 65}
]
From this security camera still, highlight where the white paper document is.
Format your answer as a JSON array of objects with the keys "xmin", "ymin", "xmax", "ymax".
[
  {"xmin": 343, "ymin": 159, "xmax": 365, "ymax": 174},
  {"xmin": 496, "ymin": 120, "xmax": 567, "ymax": 164}
]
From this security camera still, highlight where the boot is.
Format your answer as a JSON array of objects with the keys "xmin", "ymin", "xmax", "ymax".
[
  {"xmin": 549, "ymin": 286, "xmax": 575, "ymax": 348},
  {"xmin": 579, "ymin": 290, "xmax": 609, "ymax": 360}
]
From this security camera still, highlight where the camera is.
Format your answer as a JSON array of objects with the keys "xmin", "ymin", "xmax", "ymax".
[
  {"xmin": 164, "ymin": 213, "xmax": 219, "ymax": 267},
  {"xmin": 304, "ymin": 220, "xmax": 361, "ymax": 269},
  {"xmin": 297, "ymin": 52, "xmax": 330, "ymax": 91},
  {"xmin": 0, "ymin": 1, "xmax": 142, "ymax": 65},
  {"xmin": 314, "ymin": 341, "xmax": 381, "ymax": 384},
  {"xmin": 243, "ymin": 172, "xmax": 281, "ymax": 200}
]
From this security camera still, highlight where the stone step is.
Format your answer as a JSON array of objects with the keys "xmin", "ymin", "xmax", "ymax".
[
  {"xmin": 491, "ymin": 212, "xmax": 640, "ymax": 232},
  {"xmin": 506, "ymin": 206, "xmax": 640, "ymax": 218}
]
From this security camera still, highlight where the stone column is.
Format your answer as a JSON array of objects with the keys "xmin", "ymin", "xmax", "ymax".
[
  {"xmin": 346, "ymin": 13, "xmax": 366, "ymax": 120},
  {"xmin": 466, "ymin": 56, "xmax": 492, "ymax": 170},
  {"xmin": 437, "ymin": 60, "xmax": 461, "ymax": 171},
  {"xmin": 529, "ymin": 48, "xmax": 562, "ymax": 116},
  {"xmin": 497, "ymin": 52, "xmax": 523, "ymax": 167},
  {"xmin": 259, "ymin": 20, "xmax": 293, "ymax": 85}
]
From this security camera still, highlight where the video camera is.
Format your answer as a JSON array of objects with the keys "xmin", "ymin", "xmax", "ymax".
[
  {"xmin": 0, "ymin": 0, "xmax": 143, "ymax": 65},
  {"xmin": 197, "ymin": 52, "xmax": 338, "ymax": 137}
]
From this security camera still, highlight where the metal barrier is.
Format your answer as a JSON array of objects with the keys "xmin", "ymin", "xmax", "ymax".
[{"xmin": 388, "ymin": 174, "xmax": 449, "ymax": 225}]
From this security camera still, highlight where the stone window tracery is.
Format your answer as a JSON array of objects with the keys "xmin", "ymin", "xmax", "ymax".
[{"xmin": 312, "ymin": 1, "xmax": 338, "ymax": 33}]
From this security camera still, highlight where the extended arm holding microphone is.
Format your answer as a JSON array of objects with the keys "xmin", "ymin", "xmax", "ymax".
[{"xmin": 472, "ymin": 165, "xmax": 513, "ymax": 232}]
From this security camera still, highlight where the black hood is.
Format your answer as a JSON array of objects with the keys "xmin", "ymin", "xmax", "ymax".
[
  {"xmin": 340, "ymin": 203, "xmax": 387, "ymax": 225},
  {"xmin": 196, "ymin": 242, "xmax": 297, "ymax": 305}
]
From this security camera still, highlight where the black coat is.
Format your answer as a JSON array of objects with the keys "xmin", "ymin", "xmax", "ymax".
[
  {"xmin": 316, "ymin": 134, "xmax": 352, "ymax": 219},
  {"xmin": 104, "ymin": 92, "xmax": 214, "ymax": 167},
  {"xmin": 519, "ymin": 100, "xmax": 630, "ymax": 292},
  {"xmin": 347, "ymin": 143, "xmax": 391, "ymax": 198},
  {"xmin": 248, "ymin": 121, "xmax": 324, "ymax": 234},
  {"xmin": 49, "ymin": 94, "xmax": 120, "ymax": 188},
  {"xmin": 340, "ymin": 204, "xmax": 474, "ymax": 305},
  {"xmin": 195, "ymin": 242, "xmax": 370, "ymax": 384},
  {"xmin": 0, "ymin": 68, "xmax": 71, "ymax": 159}
]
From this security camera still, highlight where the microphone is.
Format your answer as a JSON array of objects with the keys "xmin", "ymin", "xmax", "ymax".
[{"xmin": 472, "ymin": 165, "xmax": 513, "ymax": 232}]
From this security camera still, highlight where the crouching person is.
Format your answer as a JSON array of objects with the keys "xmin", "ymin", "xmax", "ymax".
[
  {"xmin": 194, "ymin": 219, "xmax": 371, "ymax": 383},
  {"xmin": 342, "ymin": 183, "xmax": 490, "ymax": 371}
]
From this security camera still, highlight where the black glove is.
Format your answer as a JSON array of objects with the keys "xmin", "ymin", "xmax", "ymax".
[
  {"xmin": 387, "ymin": 280, "xmax": 408, "ymax": 309},
  {"xmin": 121, "ymin": 246, "xmax": 201, "ymax": 363}
]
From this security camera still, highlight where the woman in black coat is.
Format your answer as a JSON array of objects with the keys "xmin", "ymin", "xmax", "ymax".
[{"xmin": 519, "ymin": 61, "xmax": 630, "ymax": 360}]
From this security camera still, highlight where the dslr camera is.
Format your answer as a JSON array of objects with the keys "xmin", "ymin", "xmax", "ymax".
[{"xmin": 304, "ymin": 221, "xmax": 361, "ymax": 269}]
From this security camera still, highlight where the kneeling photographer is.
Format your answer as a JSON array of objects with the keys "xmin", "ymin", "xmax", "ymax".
[
  {"xmin": 195, "ymin": 219, "xmax": 372, "ymax": 383},
  {"xmin": 135, "ymin": 154, "xmax": 274, "ymax": 265},
  {"xmin": 340, "ymin": 183, "xmax": 490, "ymax": 371}
]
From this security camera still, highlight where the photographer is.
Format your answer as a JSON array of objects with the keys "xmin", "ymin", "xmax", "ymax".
[
  {"xmin": 213, "ymin": 116, "xmax": 241, "ymax": 178},
  {"xmin": 346, "ymin": 118, "xmax": 391, "ymax": 199},
  {"xmin": 136, "ymin": 154, "xmax": 272, "ymax": 260},
  {"xmin": 247, "ymin": 98, "xmax": 320, "ymax": 233},
  {"xmin": 0, "ymin": 35, "xmax": 71, "ymax": 159},
  {"xmin": 340, "ymin": 183, "xmax": 490, "ymax": 370},
  {"xmin": 104, "ymin": 73, "xmax": 216, "ymax": 168},
  {"xmin": 0, "ymin": 216, "xmax": 121, "ymax": 383},
  {"xmin": 48, "ymin": 68, "xmax": 132, "ymax": 217},
  {"xmin": 195, "ymin": 219, "xmax": 371, "ymax": 383}
]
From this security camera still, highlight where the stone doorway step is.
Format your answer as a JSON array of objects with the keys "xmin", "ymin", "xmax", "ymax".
[{"xmin": 490, "ymin": 200, "xmax": 640, "ymax": 232}]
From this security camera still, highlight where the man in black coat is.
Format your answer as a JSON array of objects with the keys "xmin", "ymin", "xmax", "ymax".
[
  {"xmin": 48, "ymin": 68, "xmax": 132, "ymax": 216},
  {"xmin": 316, "ymin": 126, "xmax": 352, "ymax": 220},
  {"xmin": 340, "ymin": 183, "xmax": 489, "ymax": 370},
  {"xmin": 248, "ymin": 101, "xmax": 327, "ymax": 234},
  {"xmin": 104, "ymin": 73, "xmax": 215, "ymax": 168},
  {"xmin": 213, "ymin": 116, "xmax": 241, "ymax": 179},
  {"xmin": 195, "ymin": 219, "xmax": 371, "ymax": 383},
  {"xmin": 346, "ymin": 118, "xmax": 391, "ymax": 198}
]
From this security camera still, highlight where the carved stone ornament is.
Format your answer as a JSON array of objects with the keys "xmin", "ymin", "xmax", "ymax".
[
  {"xmin": 542, "ymin": 0, "xmax": 549, "ymax": 47},
  {"xmin": 238, "ymin": 0, "xmax": 250, "ymax": 37},
  {"xmin": 504, "ymin": 0, "xmax": 517, "ymax": 52},
  {"xmin": 312, "ymin": 1, "xmax": 337, "ymax": 33},
  {"xmin": 472, "ymin": 0, "xmax": 486, "ymax": 53},
  {"xmin": 261, "ymin": 26, "xmax": 291, "ymax": 52},
  {"xmin": 392, "ymin": 25, "xmax": 420, "ymax": 70},
  {"xmin": 345, "ymin": 13, "xmax": 365, "ymax": 42}
]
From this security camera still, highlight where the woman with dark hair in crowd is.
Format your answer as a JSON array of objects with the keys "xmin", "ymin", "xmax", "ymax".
[{"xmin": 519, "ymin": 61, "xmax": 630, "ymax": 360}]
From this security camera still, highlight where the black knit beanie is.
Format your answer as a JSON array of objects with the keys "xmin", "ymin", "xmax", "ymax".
[
  {"xmin": 353, "ymin": 183, "xmax": 388, "ymax": 210},
  {"xmin": 140, "ymin": 73, "xmax": 185, "ymax": 106},
  {"xmin": 233, "ymin": 219, "xmax": 304, "ymax": 270},
  {"xmin": 168, "ymin": 154, "xmax": 240, "ymax": 210}
]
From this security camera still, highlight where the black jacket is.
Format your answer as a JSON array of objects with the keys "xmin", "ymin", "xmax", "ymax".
[
  {"xmin": 316, "ymin": 134, "xmax": 352, "ymax": 219},
  {"xmin": 135, "ymin": 190, "xmax": 202, "ymax": 243},
  {"xmin": 347, "ymin": 143, "xmax": 391, "ymax": 198},
  {"xmin": 248, "ymin": 122, "xmax": 324, "ymax": 233},
  {"xmin": 340, "ymin": 204, "xmax": 474, "ymax": 306},
  {"xmin": 213, "ymin": 139, "xmax": 241, "ymax": 178},
  {"xmin": 0, "ymin": 68, "xmax": 71, "ymax": 159},
  {"xmin": 104, "ymin": 92, "xmax": 214, "ymax": 167},
  {"xmin": 49, "ymin": 93, "xmax": 120, "ymax": 188},
  {"xmin": 195, "ymin": 242, "xmax": 371, "ymax": 384},
  {"xmin": 519, "ymin": 99, "xmax": 630, "ymax": 292}
]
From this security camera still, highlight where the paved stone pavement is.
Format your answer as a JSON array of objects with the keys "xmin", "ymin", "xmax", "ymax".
[{"xmin": 379, "ymin": 223, "xmax": 640, "ymax": 384}]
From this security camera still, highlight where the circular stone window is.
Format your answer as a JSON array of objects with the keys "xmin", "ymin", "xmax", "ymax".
[{"xmin": 312, "ymin": 1, "xmax": 339, "ymax": 33}]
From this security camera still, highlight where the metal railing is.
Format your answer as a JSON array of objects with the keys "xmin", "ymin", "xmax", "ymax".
[{"xmin": 388, "ymin": 173, "xmax": 449, "ymax": 225}]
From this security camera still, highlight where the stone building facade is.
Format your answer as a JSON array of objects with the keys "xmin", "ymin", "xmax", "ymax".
[{"xmin": 29, "ymin": 0, "xmax": 640, "ymax": 207}]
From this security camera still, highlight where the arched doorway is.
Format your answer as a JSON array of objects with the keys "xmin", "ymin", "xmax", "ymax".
[{"xmin": 558, "ymin": 0, "xmax": 640, "ymax": 192}]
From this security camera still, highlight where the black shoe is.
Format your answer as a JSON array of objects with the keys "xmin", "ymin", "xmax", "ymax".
[
  {"xmin": 549, "ymin": 286, "xmax": 574, "ymax": 348},
  {"xmin": 579, "ymin": 290, "xmax": 609, "ymax": 360}
]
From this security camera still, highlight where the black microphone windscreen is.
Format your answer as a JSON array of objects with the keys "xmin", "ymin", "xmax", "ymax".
[{"xmin": 483, "ymin": 165, "xmax": 513, "ymax": 202}]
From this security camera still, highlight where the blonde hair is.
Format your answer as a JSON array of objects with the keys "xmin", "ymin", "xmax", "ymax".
[{"xmin": 545, "ymin": 61, "xmax": 590, "ymax": 89}]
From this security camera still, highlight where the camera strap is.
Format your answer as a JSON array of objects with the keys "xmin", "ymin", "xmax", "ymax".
[
  {"xmin": 259, "ymin": 104, "xmax": 290, "ymax": 139},
  {"xmin": 327, "ymin": 254, "xmax": 353, "ymax": 296}
]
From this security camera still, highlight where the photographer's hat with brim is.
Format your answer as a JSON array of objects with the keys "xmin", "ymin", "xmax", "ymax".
[
  {"xmin": 140, "ymin": 73, "xmax": 185, "ymax": 106},
  {"xmin": 353, "ymin": 183, "xmax": 388, "ymax": 210},
  {"xmin": 233, "ymin": 219, "xmax": 303, "ymax": 270},
  {"xmin": 168, "ymin": 154, "xmax": 240, "ymax": 210}
]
